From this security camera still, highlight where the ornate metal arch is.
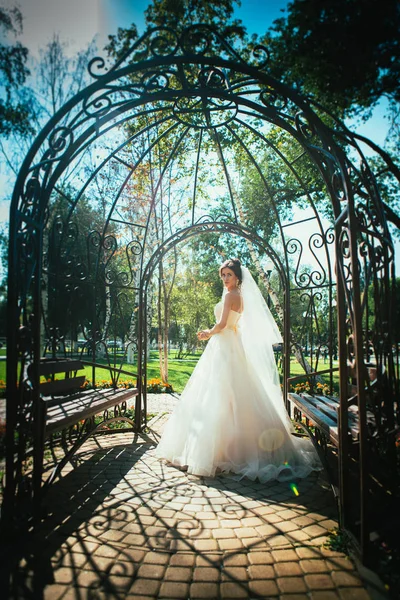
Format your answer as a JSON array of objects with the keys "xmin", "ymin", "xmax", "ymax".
[
  {"xmin": 2, "ymin": 25, "xmax": 398, "ymax": 562},
  {"xmin": 138, "ymin": 219, "xmax": 289, "ymax": 424}
]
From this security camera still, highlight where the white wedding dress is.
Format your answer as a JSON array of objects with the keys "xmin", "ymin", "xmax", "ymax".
[{"xmin": 156, "ymin": 294, "xmax": 322, "ymax": 482}]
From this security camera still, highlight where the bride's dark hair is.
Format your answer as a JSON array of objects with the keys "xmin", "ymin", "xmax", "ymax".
[{"xmin": 219, "ymin": 258, "xmax": 243, "ymax": 286}]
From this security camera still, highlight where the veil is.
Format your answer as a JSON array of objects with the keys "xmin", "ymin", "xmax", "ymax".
[{"xmin": 237, "ymin": 266, "xmax": 290, "ymax": 427}]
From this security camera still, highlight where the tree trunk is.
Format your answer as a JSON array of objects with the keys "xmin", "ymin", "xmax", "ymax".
[
  {"xmin": 157, "ymin": 261, "xmax": 167, "ymax": 382},
  {"xmin": 163, "ymin": 295, "xmax": 169, "ymax": 381},
  {"xmin": 104, "ymin": 288, "xmax": 112, "ymax": 338}
]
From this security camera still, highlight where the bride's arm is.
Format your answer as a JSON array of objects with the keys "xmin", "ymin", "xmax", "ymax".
[{"xmin": 198, "ymin": 294, "xmax": 233, "ymax": 340}]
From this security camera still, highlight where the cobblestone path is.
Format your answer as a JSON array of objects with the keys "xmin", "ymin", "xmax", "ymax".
[{"xmin": 0, "ymin": 395, "xmax": 384, "ymax": 599}]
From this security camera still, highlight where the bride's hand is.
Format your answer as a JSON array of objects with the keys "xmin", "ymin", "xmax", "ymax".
[{"xmin": 197, "ymin": 330, "xmax": 210, "ymax": 341}]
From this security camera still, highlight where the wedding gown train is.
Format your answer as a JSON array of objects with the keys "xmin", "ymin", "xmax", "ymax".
[{"xmin": 156, "ymin": 301, "xmax": 322, "ymax": 482}]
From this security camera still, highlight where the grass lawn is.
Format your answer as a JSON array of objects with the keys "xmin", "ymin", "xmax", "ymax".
[
  {"xmin": 79, "ymin": 358, "xmax": 198, "ymax": 394},
  {"xmin": 0, "ymin": 356, "xmax": 199, "ymax": 395},
  {"xmin": 79, "ymin": 354, "xmax": 340, "ymax": 394}
]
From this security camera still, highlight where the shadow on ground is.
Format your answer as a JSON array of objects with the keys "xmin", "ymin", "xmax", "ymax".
[{"xmin": 0, "ymin": 425, "xmax": 375, "ymax": 600}]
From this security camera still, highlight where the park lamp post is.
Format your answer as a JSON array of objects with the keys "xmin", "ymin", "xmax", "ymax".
[
  {"xmin": 303, "ymin": 310, "xmax": 309, "ymax": 355},
  {"xmin": 265, "ymin": 259, "xmax": 273, "ymax": 308}
]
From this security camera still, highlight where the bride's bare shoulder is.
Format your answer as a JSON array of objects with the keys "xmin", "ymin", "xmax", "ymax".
[
  {"xmin": 225, "ymin": 290, "xmax": 241, "ymax": 300},
  {"xmin": 224, "ymin": 290, "xmax": 241, "ymax": 311}
]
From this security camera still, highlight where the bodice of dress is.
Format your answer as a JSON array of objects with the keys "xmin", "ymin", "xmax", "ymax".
[{"xmin": 214, "ymin": 301, "xmax": 242, "ymax": 332}]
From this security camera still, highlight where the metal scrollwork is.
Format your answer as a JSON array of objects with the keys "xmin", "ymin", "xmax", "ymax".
[
  {"xmin": 287, "ymin": 237, "xmax": 315, "ymax": 288},
  {"xmin": 148, "ymin": 27, "xmax": 180, "ymax": 58},
  {"xmin": 101, "ymin": 234, "xmax": 118, "ymax": 283},
  {"xmin": 173, "ymin": 94, "xmax": 238, "ymax": 129},
  {"xmin": 251, "ymin": 44, "xmax": 270, "ymax": 69},
  {"xmin": 83, "ymin": 90, "xmax": 113, "ymax": 119},
  {"xmin": 355, "ymin": 202, "xmax": 385, "ymax": 242},
  {"xmin": 340, "ymin": 230, "xmax": 350, "ymax": 260},
  {"xmin": 87, "ymin": 55, "xmax": 108, "ymax": 79},
  {"xmin": 260, "ymin": 87, "xmax": 288, "ymax": 110},
  {"xmin": 332, "ymin": 169, "xmax": 346, "ymax": 202},
  {"xmin": 141, "ymin": 70, "xmax": 171, "ymax": 94},
  {"xmin": 47, "ymin": 126, "xmax": 74, "ymax": 159},
  {"xmin": 20, "ymin": 174, "xmax": 42, "ymax": 222},
  {"xmin": 181, "ymin": 24, "xmax": 216, "ymax": 56},
  {"xmin": 295, "ymin": 111, "xmax": 316, "ymax": 141},
  {"xmin": 88, "ymin": 229, "xmax": 101, "ymax": 247},
  {"xmin": 195, "ymin": 213, "xmax": 235, "ymax": 225},
  {"xmin": 307, "ymin": 232, "xmax": 328, "ymax": 286},
  {"xmin": 325, "ymin": 226, "xmax": 335, "ymax": 246},
  {"xmin": 198, "ymin": 65, "xmax": 229, "ymax": 89}
]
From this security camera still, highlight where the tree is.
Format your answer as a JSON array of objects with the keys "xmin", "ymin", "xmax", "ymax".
[
  {"xmin": 106, "ymin": 0, "xmax": 247, "ymax": 61},
  {"xmin": 0, "ymin": 6, "xmax": 32, "ymax": 137},
  {"xmin": 37, "ymin": 33, "xmax": 96, "ymax": 120},
  {"xmin": 44, "ymin": 189, "xmax": 110, "ymax": 349},
  {"xmin": 1, "ymin": 32, "xmax": 95, "ymax": 184},
  {"xmin": 1, "ymin": 30, "xmax": 99, "ymax": 349},
  {"xmin": 169, "ymin": 264, "xmax": 219, "ymax": 357},
  {"xmin": 262, "ymin": 0, "xmax": 400, "ymax": 224},
  {"xmin": 264, "ymin": 0, "xmax": 400, "ymax": 119}
]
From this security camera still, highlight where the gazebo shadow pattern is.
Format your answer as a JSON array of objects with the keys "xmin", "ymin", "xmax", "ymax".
[{"xmin": 1, "ymin": 416, "xmax": 372, "ymax": 600}]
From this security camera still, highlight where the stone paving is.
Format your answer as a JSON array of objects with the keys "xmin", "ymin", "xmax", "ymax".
[{"xmin": 0, "ymin": 395, "xmax": 388, "ymax": 599}]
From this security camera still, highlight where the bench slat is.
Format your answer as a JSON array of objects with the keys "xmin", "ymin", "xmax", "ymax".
[
  {"xmin": 300, "ymin": 394, "xmax": 359, "ymax": 427},
  {"xmin": 300, "ymin": 393, "xmax": 340, "ymax": 422},
  {"xmin": 310, "ymin": 394, "xmax": 360, "ymax": 428},
  {"xmin": 289, "ymin": 392, "xmax": 340, "ymax": 445},
  {"xmin": 310, "ymin": 394, "xmax": 359, "ymax": 423},
  {"xmin": 288, "ymin": 392, "xmax": 360, "ymax": 445},
  {"xmin": 40, "ymin": 376, "xmax": 86, "ymax": 398},
  {"xmin": 45, "ymin": 387, "xmax": 138, "ymax": 435},
  {"xmin": 37, "ymin": 359, "xmax": 84, "ymax": 376}
]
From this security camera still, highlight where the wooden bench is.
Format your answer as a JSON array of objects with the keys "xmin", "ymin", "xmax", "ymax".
[
  {"xmin": 287, "ymin": 363, "xmax": 391, "ymax": 563},
  {"xmin": 288, "ymin": 392, "xmax": 358, "ymax": 447},
  {"xmin": 30, "ymin": 358, "xmax": 139, "ymax": 497},
  {"xmin": 287, "ymin": 389, "xmax": 360, "ymax": 504},
  {"xmin": 287, "ymin": 364, "xmax": 380, "ymax": 463}
]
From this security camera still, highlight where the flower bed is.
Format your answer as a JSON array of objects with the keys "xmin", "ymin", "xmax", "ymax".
[
  {"xmin": 290, "ymin": 380, "xmax": 331, "ymax": 395},
  {"xmin": 146, "ymin": 378, "xmax": 174, "ymax": 394},
  {"xmin": 81, "ymin": 378, "xmax": 173, "ymax": 394}
]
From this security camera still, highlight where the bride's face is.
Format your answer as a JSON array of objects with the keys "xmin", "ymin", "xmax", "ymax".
[{"xmin": 221, "ymin": 267, "xmax": 238, "ymax": 290}]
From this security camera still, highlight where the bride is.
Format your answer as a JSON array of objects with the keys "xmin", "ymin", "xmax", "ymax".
[{"xmin": 156, "ymin": 258, "xmax": 321, "ymax": 482}]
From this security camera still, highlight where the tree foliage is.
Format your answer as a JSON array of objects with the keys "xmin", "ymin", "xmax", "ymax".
[
  {"xmin": 105, "ymin": 0, "xmax": 248, "ymax": 60},
  {"xmin": 44, "ymin": 189, "xmax": 110, "ymax": 341},
  {"xmin": 1, "ymin": 30, "xmax": 96, "ymax": 205},
  {"xmin": 264, "ymin": 0, "xmax": 400, "ymax": 118},
  {"xmin": 168, "ymin": 261, "xmax": 220, "ymax": 355},
  {"xmin": 0, "ymin": 6, "xmax": 32, "ymax": 136},
  {"xmin": 144, "ymin": 0, "xmax": 245, "ymax": 37}
]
